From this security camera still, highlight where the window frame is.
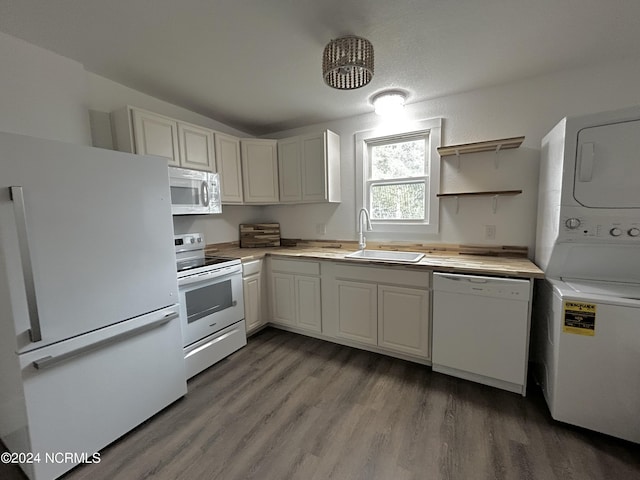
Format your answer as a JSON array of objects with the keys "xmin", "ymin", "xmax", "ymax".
[{"xmin": 355, "ymin": 118, "xmax": 441, "ymax": 236}]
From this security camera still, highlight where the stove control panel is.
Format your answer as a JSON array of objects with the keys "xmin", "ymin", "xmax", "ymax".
[
  {"xmin": 561, "ymin": 214, "xmax": 640, "ymax": 242},
  {"xmin": 174, "ymin": 232, "xmax": 205, "ymax": 252}
]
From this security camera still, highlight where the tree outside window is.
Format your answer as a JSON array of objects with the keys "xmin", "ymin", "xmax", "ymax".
[{"xmin": 368, "ymin": 138, "xmax": 427, "ymax": 221}]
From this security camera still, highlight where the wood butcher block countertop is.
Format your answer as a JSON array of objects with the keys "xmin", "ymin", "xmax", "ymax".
[{"xmin": 207, "ymin": 240, "xmax": 544, "ymax": 279}]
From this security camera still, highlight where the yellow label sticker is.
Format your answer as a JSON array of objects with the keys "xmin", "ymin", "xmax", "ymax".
[{"xmin": 563, "ymin": 301, "xmax": 596, "ymax": 336}]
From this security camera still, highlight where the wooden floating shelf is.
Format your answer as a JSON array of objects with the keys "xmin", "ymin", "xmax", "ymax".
[
  {"xmin": 437, "ymin": 136, "xmax": 525, "ymax": 157},
  {"xmin": 437, "ymin": 190, "xmax": 522, "ymax": 198}
]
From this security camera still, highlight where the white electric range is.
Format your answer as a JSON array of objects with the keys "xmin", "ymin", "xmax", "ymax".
[{"xmin": 175, "ymin": 233, "xmax": 246, "ymax": 379}]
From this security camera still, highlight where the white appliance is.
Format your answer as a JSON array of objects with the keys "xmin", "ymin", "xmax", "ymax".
[
  {"xmin": 432, "ymin": 273, "xmax": 532, "ymax": 395},
  {"xmin": 0, "ymin": 132, "xmax": 187, "ymax": 480},
  {"xmin": 533, "ymin": 106, "xmax": 640, "ymax": 443},
  {"xmin": 175, "ymin": 233, "xmax": 246, "ymax": 379},
  {"xmin": 169, "ymin": 166, "xmax": 221, "ymax": 215}
]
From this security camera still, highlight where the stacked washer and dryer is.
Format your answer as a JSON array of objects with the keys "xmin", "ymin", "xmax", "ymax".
[{"xmin": 533, "ymin": 106, "xmax": 640, "ymax": 443}]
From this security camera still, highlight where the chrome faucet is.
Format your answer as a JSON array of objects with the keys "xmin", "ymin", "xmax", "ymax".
[{"xmin": 357, "ymin": 208, "xmax": 373, "ymax": 250}]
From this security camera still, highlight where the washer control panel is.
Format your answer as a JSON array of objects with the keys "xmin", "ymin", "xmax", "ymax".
[{"xmin": 561, "ymin": 215, "xmax": 640, "ymax": 241}]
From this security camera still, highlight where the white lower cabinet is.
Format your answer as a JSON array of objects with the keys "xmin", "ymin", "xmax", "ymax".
[
  {"xmin": 264, "ymin": 259, "xmax": 431, "ymax": 362},
  {"xmin": 335, "ymin": 280, "xmax": 378, "ymax": 346},
  {"xmin": 378, "ymin": 285, "xmax": 430, "ymax": 357},
  {"xmin": 271, "ymin": 272, "xmax": 296, "ymax": 326},
  {"xmin": 323, "ymin": 262, "xmax": 431, "ymax": 360},
  {"xmin": 296, "ymin": 276, "xmax": 322, "ymax": 332},
  {"xmin": 242, "ymin": 259, "xmax": 267, "ymax": 335},
  {"xmin": 269, "ymin": 258, "xmax": 321, "ymax": 333}
]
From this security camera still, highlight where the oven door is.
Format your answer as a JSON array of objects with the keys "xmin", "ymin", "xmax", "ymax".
[{"xmin": 178, "ymin": 266, "xmax": 244, "ymax": 346}]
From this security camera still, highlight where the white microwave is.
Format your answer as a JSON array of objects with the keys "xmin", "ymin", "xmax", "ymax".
[{"xmin": 168, "ymin": 166, "xmax": 222, "ymax": 215}]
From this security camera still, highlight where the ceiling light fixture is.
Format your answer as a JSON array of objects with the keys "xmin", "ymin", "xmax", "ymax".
[
  {"xmin": 372, "ymin": 90, "xmax": 406, "ymax": 116},
  {"xmin": 322, "ymin": 35, "xmax": 374, "ymax": 90}
]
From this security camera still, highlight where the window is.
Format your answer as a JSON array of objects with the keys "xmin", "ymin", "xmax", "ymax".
[{"xmin": 355, "ymin": 118, "xmax": 441, "ymax": 236}]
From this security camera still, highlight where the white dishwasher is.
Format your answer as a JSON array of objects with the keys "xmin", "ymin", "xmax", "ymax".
[{"xmin": 431, "ymin": 273, "xmax": 532, "ymax": 395}]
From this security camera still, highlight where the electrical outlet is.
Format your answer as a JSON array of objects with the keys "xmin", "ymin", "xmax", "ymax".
[
  {"xmin": 316, "ymin": 223, "xmax": 326, "ymax": 235},
  {"xmin": 484, "ymin": 224, "xmax": 496, "ymax": 240}
]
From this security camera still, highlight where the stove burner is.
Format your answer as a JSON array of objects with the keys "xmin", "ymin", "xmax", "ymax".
[{"xmin": 177, "ymin": 255, "xmax": 237, "ymax": 273}]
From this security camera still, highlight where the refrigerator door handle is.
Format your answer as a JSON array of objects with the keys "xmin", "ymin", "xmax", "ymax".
[
  {"xmin": 32, "ymin": 311, "xmax": 179, "ymax": 370},
  {"xmin": 9, "ymin": 186, "xmax": 42, "ymax": 343}
]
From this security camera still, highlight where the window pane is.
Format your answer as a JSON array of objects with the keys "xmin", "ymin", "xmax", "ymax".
[
  {"xmin": 371, "ymin": 139, "xmax": 426, "ymax": 179},
  {"xmin": 370, "ymin": 182, "xmax": 425, "ymax": 220}
]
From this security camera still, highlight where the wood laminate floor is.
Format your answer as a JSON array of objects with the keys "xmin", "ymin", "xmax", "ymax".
[{"xmin": 2, "ymin": 327, "xmax": 639, "ymax": 480}]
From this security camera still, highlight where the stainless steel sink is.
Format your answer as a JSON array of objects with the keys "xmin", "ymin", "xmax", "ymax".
[{"xmin": 344, "ymin": 249, "xmax": 425, "ymax": 263}]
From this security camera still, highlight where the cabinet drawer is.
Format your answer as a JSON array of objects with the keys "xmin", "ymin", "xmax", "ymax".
[
  {"xmin": 271, "ymin": 258, "xmax": 320, "ymax": 276},
  {"xmin": 334, "ymin": 263, "xmax": 429, "ymax": 288},
  {"xmin": 242, "ymin": 259, "xmax": 263, "ymax": 277}
]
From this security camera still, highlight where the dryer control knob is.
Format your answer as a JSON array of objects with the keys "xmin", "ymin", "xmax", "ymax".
[
  {"xmin": 565, "ymin": 218, "xmax": 581, "ymax": 229},
  {"xmin": 610, "ymin": 228, "xmax": 623, "ymax": 237},
  {"xmin": 628, "ymin": 228, "xmax": 640, "ymax": 237}
]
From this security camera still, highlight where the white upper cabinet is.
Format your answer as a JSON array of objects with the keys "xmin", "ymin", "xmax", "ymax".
[
  {"xmin": 214, "ymin": 132, "xmax": 244, "ymax": 204},
  {"xmin": 111, "ymin": 106, "xmax": 215, "ymax": 171},
  {"xmin": 132, "ymin": 109, "xmax": 180, "ymax": 166},
  {"xmin": 112, "ymin": 108, "xmax": 339, "ymax": 206},
  {"xmin": 277, "ymin": 130, "xmax": 341, "ymax": 204},
  {"xmin": 178, "ymin": 122, "xmax": 215, "ymax": 171},
  {"xmin": 241, "ymin": 139, "xmax": 279, "ymax": 204},
  {"xmin": 277, "ymin": 136, "xmax": 302, "ymax": 202}
]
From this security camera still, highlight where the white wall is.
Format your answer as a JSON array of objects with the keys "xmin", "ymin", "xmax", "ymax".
[
  {"xmin": 0, "ymin": 31, "xmax": 91, "ymax": 145},
  {"xmin": 171, "ymin": 205, "xmax": 270, "ymax": 242},
  {"xmin": 86, "ymin": 73, "xmax": 249, "ymax": 138},
  {"xmin": 264, "ymin": 56, "xmax": 640, "ymax": 255}
]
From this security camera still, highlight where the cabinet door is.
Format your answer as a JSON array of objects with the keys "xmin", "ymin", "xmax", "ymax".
[
  {"xmin": 301, "ymin": 132, "xmax": 327, "ymax": 202},
  {"xmin": 278, "ymin": 137, "xmax": 302, "ymax": 203},
  {"xmin": 132, "ymin": 109, "xmax": 180, "ymax": 166},
  {"xmin": 335, "ymin": 280, "xmax": 377, "ymax": 346},
  {"xmin": 243, "ymin": 274, "xmax": 263, "ymax": 334},
  {"xmin": 296, "ymin": 276, "xmax": 321, "ymax": 332},
  {"xmin": 214, "ymin": 133, "xmax": 244, "ymax": 203},
  {"xmin": 241, "ymin": 139, "xmax": 279, "ymax": 204},
  {"xmin": 271, "ymin": 273, "xmax": 296, "ymax": 326},
  {"xmin": 178, "ymin": 123, "xmax": 214, "ymax": 171},
  {"xmin": 378, "ymin": 285, "xmax": 430, "ymax": 358}
]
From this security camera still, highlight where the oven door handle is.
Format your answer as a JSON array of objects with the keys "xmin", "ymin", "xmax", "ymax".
[{"xmin": 178, "ymin": 267, "xmax": 241, "ymax": 287}]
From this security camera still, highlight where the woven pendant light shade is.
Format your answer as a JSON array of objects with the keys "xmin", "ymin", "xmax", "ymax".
[{"xmin": 322, "ymin": 35, "xmax": 374, "ymax": 90}]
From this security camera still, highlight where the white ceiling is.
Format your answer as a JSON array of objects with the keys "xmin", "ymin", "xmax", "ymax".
[{"xmin": 2, "ymin": 0, "xmax": 640, "ymax": 135}]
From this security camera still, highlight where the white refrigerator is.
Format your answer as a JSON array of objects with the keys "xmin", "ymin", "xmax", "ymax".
[{"xmin": 0, "ymin": 132, "xmax": 187, "ymax": 480}]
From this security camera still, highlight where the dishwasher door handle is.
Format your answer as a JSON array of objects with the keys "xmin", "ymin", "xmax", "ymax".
[
  {"xmin": 436, "ymin": 274, "xmax": 489, "ymax": 284},
  {"xmin": 467, "ymin": 278, "xmax": 489, "ymax": 284}
]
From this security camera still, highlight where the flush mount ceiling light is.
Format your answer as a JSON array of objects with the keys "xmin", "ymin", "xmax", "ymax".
[
  {"xmin": 372, "ymin": 90, "xmax": 406, "ymax": 116},
  {"xmin": 322, "ymin": 35, "xmax": 374, "ymax": 90}
]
